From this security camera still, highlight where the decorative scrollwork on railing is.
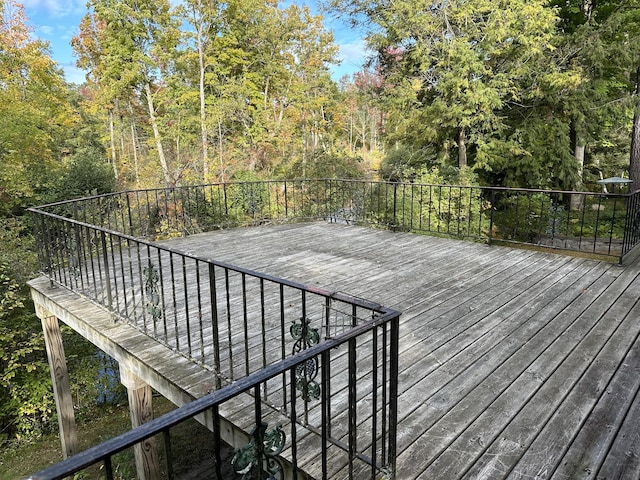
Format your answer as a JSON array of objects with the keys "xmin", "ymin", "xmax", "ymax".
[
  {"xmin": 232, "ymin": 422, "xmax": 286, "ymax": 479},
  {"xmin": 290, "ymin": 317, "xmax": 321, "ymax": 401},
  {"xmin": 142, "ymin": 262, "xmax": 161, "ymax": 322}
]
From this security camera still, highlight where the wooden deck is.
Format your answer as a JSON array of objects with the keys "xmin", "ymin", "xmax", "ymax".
[{"xmin": 30, "ymin": 222, "xmax": 640, "ymax": 479}]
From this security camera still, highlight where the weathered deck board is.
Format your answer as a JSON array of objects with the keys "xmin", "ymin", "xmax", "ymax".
[
  {"xmin": 30, "ymin": 222, "xmax": 640, "ymax": 479},
  {"xmin": 161, "ymin": 223, "xmax": 640, "ymax": 479}
]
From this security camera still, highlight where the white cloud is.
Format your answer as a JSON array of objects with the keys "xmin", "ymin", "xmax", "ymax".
[
  {"xmin": 331, "ymin": 39, "xmax": 372, "ymax": 79},
  {"xmin": 338, "ymin": 39, "xmax": 368, "ymax": 67},
  {"xmin": 38, "ymin": 25, "xmax": 54, "ymax": 35},
  {"xmin": 60, "ymin": 62, "xmax": 87, "ymax": 85},
  {"xmin": 22, "ymin": 0, "xmax": 85, "ymax": 18}
]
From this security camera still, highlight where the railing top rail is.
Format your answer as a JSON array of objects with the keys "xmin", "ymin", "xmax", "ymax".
[
  {"xmin": 25, "ymin": 306, "xmax": 400, "ymax": 480},
  {"xmin": 27, "ymin": 191, "xmax": 127, "ymax": 210}
]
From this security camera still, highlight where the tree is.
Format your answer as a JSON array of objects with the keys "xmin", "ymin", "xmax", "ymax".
[
  {"xmin": 552, "ymin": 0, "xmax": 640, "ymax": 191},
  {"xmin": 0, "ymin": 0, "xmax": 75, "ymax": 215},
  {"xmin": 631, "ymin": 58, "xmax": 640, "ymax": 188},
  {"xmin": 339, "ymin": 69, "xmax": 386, "ymax": 166},
  {"xmin": 331, "ymin": 0, "xmax": 577, "ymax": 173},
  {"xmin": 74, "ymin": 0, "xmax": 181, "ymax": 187},
  {"xmin": 178, "ymin": 0, "xmax": 228, "ymax": 181}
]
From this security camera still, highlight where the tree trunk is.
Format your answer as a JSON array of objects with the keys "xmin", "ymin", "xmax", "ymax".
[
  {"xmin": 129, "ymin": 102, "xmax": 140, "ymax": 186},
  {"xmin": 118, "ymin": 111, "xmax": 126, "ymax": 166},
  {"xmin": 218, "ymin": 119, "xmax": 225, "ymax": 182},
  {"xmin": 349, "ymin": 112, "xmax": 354, "ymax": 154},
  {"xmin": 130, "ymin": 121, "xmax": 140, "ymax": 186},
  {"xmin": 581, "ymin": 0, "xmax": 594, "ymax": 21},
  {"xmin": 571, "ymin": 144, "xmax": 586, "ymax": 210},
  {"xmin": 458, "ymin": 127, "xmax": 467, "ymax": 168},
  {"xmin": 370, "ymin": 108, "xmax": 376, "ymax": 152},
  {"xmin": 108, "ymin": 107, "xmax": 119, "ymax": 180},
  {"xmin": 630, "ymin": 61, "xmax": 640, "ymax": 192},
  {"xmin": 570, "ymin": 119, "xmax": 586, "ymax": 186},
  {"xmin": 197, "ymin": 25, "xmax": 209, "ymax": 181},
  {"xmin": 575, "ymin": 144, "xmax": 585, "ymax": 181},
  {"xmin": 144, "ymin": 82, "xmax": 172, "ymax": 186}
]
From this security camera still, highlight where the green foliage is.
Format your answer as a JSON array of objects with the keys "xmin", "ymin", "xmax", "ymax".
[
  {"xmin": 0, "ymin": 216, "xmax": 125, "ymax": 444},
  {"xmin": 54, "ymin": 147, "xmax": 117, "ymax": 201},
  {"xmin": 66, "ymin": 345, "xmax": 127, "ymax": 424},
  {"xmin": 380, "ymin": 145, "xmax": 440, "ymax": 182},
  {"xmin": 475, "ymin": 117, "xmax": 579, "ymax": 190},
  {"xmin": 549, "ymin": 0, "xmax": 640, "ymax": 186},
  {"xmin": 335, "ymin": 0, "xmax": 580, "ymax": 174},
  {"xmin": 491, "ymin": 191, "xmax": 627, "ymax": 246},
  {"xmin": 369, "ymin": 167, "xmax": 488, "ymax": 238},
  {"xmin": 284, "ymin": 151, "xmax": 365, "ymax": 179},
  {"xmin": 0, "ymin": 219, "xmax": 53, "ymax": 442},
  {"xmin": 0, "ymin": 1, "xmax": 75, "ymax": 215}
]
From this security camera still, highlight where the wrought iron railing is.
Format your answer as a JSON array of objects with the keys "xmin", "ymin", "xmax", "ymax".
[
  {"xmin": 26, "ymin": 178, "xmax": 640, "ymax": 478},
  {"xmin": 32, "ymin": 179, "xmax": 640, "ymax": 263},
  {"xmin": 28, "ymin": 181, "xmax": 402, "ymax": 479},
  {"xmin": 26, "ymin": 309, "xmax": 399, "ymax": 479}
]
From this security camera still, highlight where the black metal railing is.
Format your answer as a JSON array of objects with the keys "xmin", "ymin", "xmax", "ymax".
[
  {"xmin": 33, "ymin": 179, "xmax": 640, "ymax": 262},
  {"xmin": 28, "ymin": 181, "xmax": 403, "ymax": 479},
  {"xmin": 26, "ymin": 308, "xmax": 399, "ymax": 479},
  {"xmin": 26, "ymin": 178, "xmax": 640, "ymax": 479}
]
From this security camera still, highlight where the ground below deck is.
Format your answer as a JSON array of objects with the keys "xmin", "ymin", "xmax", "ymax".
[{"xmin": 160, "ymin": 221, "xmax": 640, "ymax": 480}]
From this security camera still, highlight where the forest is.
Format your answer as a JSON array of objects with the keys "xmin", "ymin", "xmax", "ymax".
[{"xmin": 1, "ymin": 0, "xmax": 640, "ymax": 454}]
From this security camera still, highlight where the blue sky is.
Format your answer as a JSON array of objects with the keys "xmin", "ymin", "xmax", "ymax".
[{"xmin": 21, "ymin": 0, "xmax": 369, "ymax": 85}]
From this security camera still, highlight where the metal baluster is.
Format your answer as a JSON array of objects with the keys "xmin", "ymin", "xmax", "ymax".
[
  {"xmin": 372, "ymin": 325, "xmax": 379, "ymax": 478},
  {"xmin": 209, "ymin": 264, "xmax": 221, "ymax": 389},
  {"xmin": 100, "ymin": 230, "xmax": 113, "ymax": 312},
  {"xmin": 388, "ymin": 316, "xmax": 400, "ymax": 479},
  {"xmin": 182, "ymin": 255, "xmax": 192, "ymax": 358},
  {"xmin": 163, "ymin": 429, "xmax": 174, "ymax": 480},
  {"xmin": 211, "ymin": 405, "xmax": 222, "ymax": 479},
  {"xmin": 242, "ymin": 273, "xmax": 249, "ymax": 376},
  {"xmin": 280, "ymin": 284, "xmax": 287, "ymax": 411},
  {"xmin": 169, "ymin": 251, "xmax": 179, "ymax": 350},
  {"xmin": 321, "ymin": 349, "xmax": 330, "ymax": 480},
  {"xmin": 225, "ymin": 269, "xmax": 233, "ymax": 379},
  {"xmin": 260, "ymin": 278, "xmax": 267, "ymax": 400},
  {"xmin": 196, "ymin": 260, "xmax": 205, "ymax": 363}
]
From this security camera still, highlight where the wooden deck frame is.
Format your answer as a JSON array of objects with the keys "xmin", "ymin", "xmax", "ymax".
[{"xmin": 30, "ymin": 221, "xmax": 640, "ymax": 479}]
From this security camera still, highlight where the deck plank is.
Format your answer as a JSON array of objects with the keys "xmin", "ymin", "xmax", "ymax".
[{"xmin": 404, "ymin": 262, "xmax": 620, "ymax": 477}]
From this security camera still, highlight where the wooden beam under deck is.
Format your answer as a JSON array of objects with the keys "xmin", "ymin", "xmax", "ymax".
[{"xmin": 31, "ymin": 222, "xmax": 640, "ymax": 479}]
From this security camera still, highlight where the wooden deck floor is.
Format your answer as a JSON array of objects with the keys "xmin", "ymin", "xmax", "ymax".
[
  {"xmin": 161, "ymin": 222, "xmax": 640, "ymax": 480},
  {"xmin": 31, "ymin": 222, "xmax": 640, "ymax": 479}
]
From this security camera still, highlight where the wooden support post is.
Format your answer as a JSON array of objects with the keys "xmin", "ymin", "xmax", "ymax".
[
  {"xmin": 40, "ymin": 313, "xmax": 78, "ymax": 459},
  {"xmin": 120, "ymin": 367, "xmax": 161, "ymax": 480}
]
